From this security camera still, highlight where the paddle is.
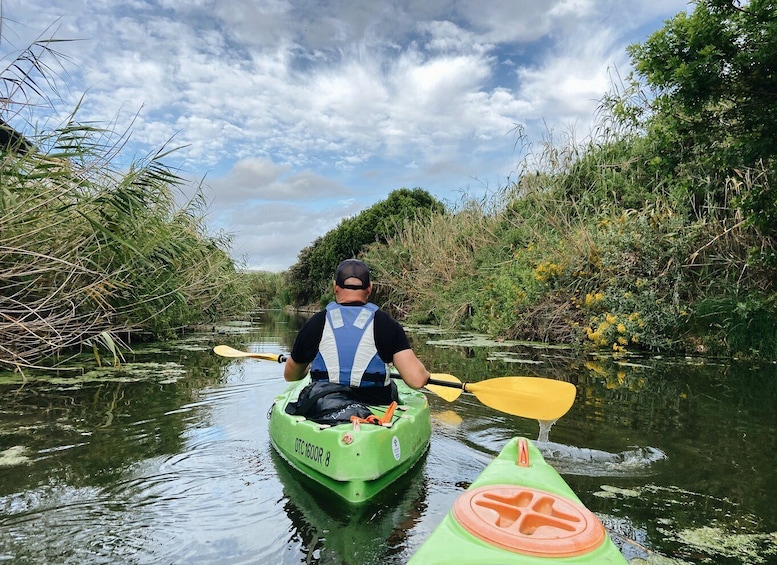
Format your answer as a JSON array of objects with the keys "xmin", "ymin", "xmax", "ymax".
[
  {"xmin": 212, "ymin": 345, "xmax": 576, "ymax": 420},
  {"xmin": 213, "ymin": 345, "xmax": 286, "ymax": 362},
  {"xmin": 424, "ymin": 373, "xmax": 576, "ymax": 421}
]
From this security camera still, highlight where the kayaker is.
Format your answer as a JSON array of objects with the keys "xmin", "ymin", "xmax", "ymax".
[{"xmin": 284, "ymin": 259, "xmax": 430, "ymax": 407}]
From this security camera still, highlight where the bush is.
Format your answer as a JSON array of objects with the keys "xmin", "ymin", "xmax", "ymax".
[
  {"xmin": 287, "ymin": 188, "xmax": 445, "ymax": 306},
  {"xmin": 244, "ymin": 271, "xmax": 290, "ymax": 310}
]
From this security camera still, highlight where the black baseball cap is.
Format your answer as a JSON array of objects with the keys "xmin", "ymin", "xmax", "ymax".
[{"xmin": 335, "ymin": 259, "xmax": 371, "ymax": 290}]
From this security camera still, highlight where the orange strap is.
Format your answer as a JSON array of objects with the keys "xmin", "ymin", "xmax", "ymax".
[
  {"xmin": 517, "ymin": 437, "xmax": 530, "ymax": 467},
  {"xmin": 350, "ymin": 401, "xmax": 398, "ymax": 426}
]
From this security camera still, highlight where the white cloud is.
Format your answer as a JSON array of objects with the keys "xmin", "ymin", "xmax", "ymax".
[
  {"xmin": 514, "ymin": 26, "xmax": 628, "ymax": 127},
  {"xmin": 1, "ymin": 0, "xmax": 690, "ymax": 271}
]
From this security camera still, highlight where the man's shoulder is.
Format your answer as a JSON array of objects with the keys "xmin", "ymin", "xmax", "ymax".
[
  {"xmin": 301, "ymin": 309, "xmax": 327, "ymax": 322},
  {"xmin": 373, "ymin": 308, "xmax": 393, "ymax": 319},
  {"xmin": 374, "ymin": 308, "xmax": 402, "ymax": 329},
  {"xmin": 299, "ymin": 310, "xmax": 327, "ymax": 333}
]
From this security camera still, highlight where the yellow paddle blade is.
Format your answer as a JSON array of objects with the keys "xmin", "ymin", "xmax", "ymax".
[
  {"xmin": 213, "ymin": 345, "xmax": 285, "ymax": 363},
  {"xmin": 465, "ymin": 377, "xmax": 576, "ymax": 421},
  {"xmin": 426, "ymin": 373, "xmax": 463, "ymax": 401}
]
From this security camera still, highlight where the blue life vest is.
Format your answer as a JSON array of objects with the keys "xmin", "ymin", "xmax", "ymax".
[{"xmin": 310, "ymin": 302, "xmax": 390, "ymax": 387}]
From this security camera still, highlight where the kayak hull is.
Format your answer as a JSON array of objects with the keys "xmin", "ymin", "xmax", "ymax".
[
  {"xmin": 269, "ymin": 377, "xmax": 431, "ymax": 504},
  {"xmin": 409, "ymin": 437, "xmax": 627, "ymax": 564}
]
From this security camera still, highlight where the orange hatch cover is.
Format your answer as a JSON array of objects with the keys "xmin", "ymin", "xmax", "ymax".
[{"xmin": 452, "ymin": 484, "xmax": 606, "ymax": 557}]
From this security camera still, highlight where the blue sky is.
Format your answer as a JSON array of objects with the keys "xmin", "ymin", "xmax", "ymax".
[{"xmin": 2, "ymin": 0, "xmax": 690, "ymax": 271}]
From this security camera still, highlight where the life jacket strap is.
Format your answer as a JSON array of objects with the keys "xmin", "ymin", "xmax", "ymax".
[{"xmin": 349, "ymin": 401, "xmax": 398, "ymax": 427}]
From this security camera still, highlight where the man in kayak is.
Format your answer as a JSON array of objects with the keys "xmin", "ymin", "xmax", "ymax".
[{"xmin": 284, "ymin": 259, "xmax": 430, "ymax": 407}]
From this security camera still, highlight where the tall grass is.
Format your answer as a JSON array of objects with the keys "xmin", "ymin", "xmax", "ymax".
[
  {"xmin": 365, "ymin": 200, "xmax": 501, "ymax": 326},
  {"xmin": 363, "ymin": 119, "xmax": 777, "ymax": 358},
  {"xmin": 244, "ymin": 271, "xmax": 291, "ymax": 310},
  {"xmin": 0, "ymin": 30, "xmax": 248, "ymax": 370}
]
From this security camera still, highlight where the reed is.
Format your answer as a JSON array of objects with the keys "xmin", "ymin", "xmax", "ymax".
[
  {"xmin": 366, "ymin": 198, "xmax": 501, "ymax": 326},
  {"xmin": 0, "ymin": 32, "xmax": 246, "ymax": 369}
]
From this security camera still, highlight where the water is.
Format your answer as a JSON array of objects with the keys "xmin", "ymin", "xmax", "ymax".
[{"xmin": 1, "ymin": 311, "xmax": 776, "ymax": 564}]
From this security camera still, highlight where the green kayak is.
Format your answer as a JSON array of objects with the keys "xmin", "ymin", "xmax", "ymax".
[
  {"xmin": 409, "ymin": 437, "xmax": 627, "ymax": 564},
  {"xmin": 268, "ymin": 376, "xmax": 431, "ymax": 504}
]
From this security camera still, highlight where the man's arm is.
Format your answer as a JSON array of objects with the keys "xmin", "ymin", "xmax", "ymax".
[
  {"xmin": 284, "ymin": 356, "xmax": 310, "ymax": 382},
  {"xmin": 392, "ymin": 348, "xmax": 430, "ymax": 389},
  {"xmin": 283, "ymin": 311, "xmax": 325, "ymax": 382}
]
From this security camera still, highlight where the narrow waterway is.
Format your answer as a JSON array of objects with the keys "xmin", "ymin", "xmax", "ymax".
[{"xmin": 0, "ymin": 311, "xmax": 775, "ymax": 564}]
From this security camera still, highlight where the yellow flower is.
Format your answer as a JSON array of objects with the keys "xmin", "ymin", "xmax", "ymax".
[
  {"xmin": 534, "ymin": 261, "xmax": 564, "ymax": 282},
  {"xmin": 585, "ymin": 361, "xmax": 607, "ymax": 376},
  {"xmin": 583, "ymin": 292, "xmax": 604, "ymax": 307}
]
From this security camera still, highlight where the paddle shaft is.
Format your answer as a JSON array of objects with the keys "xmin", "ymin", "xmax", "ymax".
[
  {"xmin": 213, "ymin": 344, "xmax": 576, "ymax": 420},
  {"xmin": 427, "ymin": 376, "xmax": 465, "ymax": 390},
  {"xmin": 245, "ymin": 352, "xmax": 287, "ymax": 363}
]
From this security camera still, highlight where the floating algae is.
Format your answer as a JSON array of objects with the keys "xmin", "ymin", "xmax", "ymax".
[
  {"xmin": 674, "ymin": 525, "xmax": 777, "ymax": 564},
  {"xmin": 213, "ymin": 320, "xmax": 262, "ymax": 334},
  {"xmin": 0, "ymin": 362, "xmax": 188, "ymax": 386},
  {"xmin": 0, "ymin": 446, "xmax": 31, "ymax": 467},
  {"xmin": 595, "ymin": 485, "xmax": 642, "ymax": 499},
  {"xmin": 424, "ymin": 332, "xmax": 572, "ymax": 350}
]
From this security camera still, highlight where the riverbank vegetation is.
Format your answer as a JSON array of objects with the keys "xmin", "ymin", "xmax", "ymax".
[
  {"xmin": 0, "ymin": 36, "xmax": 247, "ymax": 370},
  {"xmin": 3, "ymin": 1, "xmax": 775, "ymax": 368},
  {"xmin": 289, "ymin": 1, "xmax": 777, "ymax": 359}
]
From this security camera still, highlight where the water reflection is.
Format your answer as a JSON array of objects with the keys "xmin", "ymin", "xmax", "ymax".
[
  {"xmin": 0, "ymin": 311, "xmax": 775, "ymax": 564},
  {"xmin": 272, "ymin": 449, "xmax": 428, "ymax": 565}
]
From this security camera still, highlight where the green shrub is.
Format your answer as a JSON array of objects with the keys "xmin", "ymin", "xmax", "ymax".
[
  {"xmin": 689, "ymin": 294, "xmax": 777, "ymax": 359},
  {"xmin": 286, "ymin": 188, "xmax": 444, "ymax": 305},
  {"xmin": 244, "ymin": 271, "xmax": 290, "ymax": 310}
]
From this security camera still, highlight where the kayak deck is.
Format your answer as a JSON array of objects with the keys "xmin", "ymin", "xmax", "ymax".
[
  {"xmin": 269, "ymin": 377, "xmax": 431, "ymax": 504},
  {"xmin": 409, "ymin": 437, "xmax": 627, "ymax": 564}
]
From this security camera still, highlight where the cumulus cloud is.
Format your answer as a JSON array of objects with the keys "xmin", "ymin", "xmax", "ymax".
[{"xmin": 2, "ymin": 0, "xmax": 689, "ymax": 271}]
